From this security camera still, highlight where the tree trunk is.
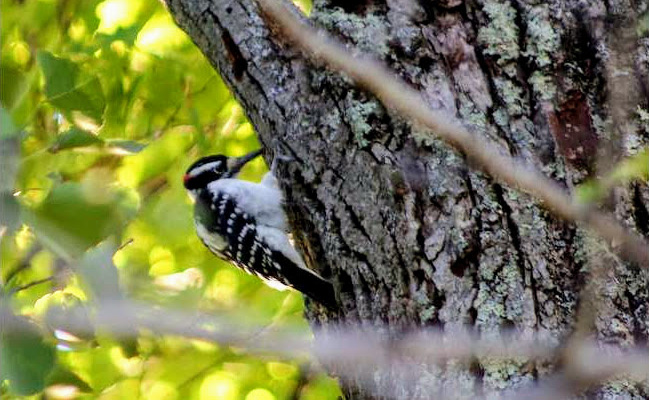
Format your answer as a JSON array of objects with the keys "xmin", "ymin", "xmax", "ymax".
[{"xmin": 163, "ymin": 0, "xmax": 649, "ymax": 398}]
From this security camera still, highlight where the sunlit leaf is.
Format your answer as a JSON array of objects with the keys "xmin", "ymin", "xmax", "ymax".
[
  {"xmin": 117, "ymin": 127, "xmax": 195, "ymax": 187},
  {"xmin": 576, "ymin": 149, "xmax": 649, "ymax": 204},
  {"xmin": 37, "ymin": 51, "xmax": 105, "ymax": 121},
  {"xmin": 96, "ymin": 25, "xmax": 142, "ymax": 48},
  {"xmin": 59, "ymin": 345, "xmax": 123, "ymax": 391},
  {"xmin": 33, "ymin": 291, "xmax": 95, "ymax": 343},
  {"xmin": 0, "ymin": 106, "xmax": 19, "ymax": 139},
  {"xmin": 0, "ymin": 129, "xmax": 19, "ymax": 193},
  {"xmin": 575, "ymin": 180, "xmax": 602, "ymax": 204},
  {"xmin": 105, "ymin": 139, "xmax": 146, "ymax": 154},
  {"xmin": 0, "ymin": 64, "xmax": 31, "ymax": 110},
  {"xmin": 2, "ymin": 0, "xmax": 338, "ymax": 396},
  {"xmin": 76, "ymin": 240, "xmax": 122, "ymax": 301},
  {"xmin": 610, "ymin": 149, "xmax": 649, "ymax": 182},
  {"xmin": 199, "ymin": 371, "xmax": 239, "ymax": 400},
  {"xmin": 0, "ymin": 135, "xmax": 20, "ymax": 236},
  {"xmin": 46, "ymin": 365, "xmax": 93, "ymax": 393},
  {"xmin": 49, "ymin": 127, "xmax": 104, "ymax": 152},
  {"xmin": 143, "ymin": 347, "xmax": 219, "ymax": 389},
  {"xmin": 96, "ymin": 0, "xmax": 146, "ymax": 34},
  {"xmin": 37, "ymin": 51, "xmax": 76, "ymax": 98},
  {"xmin": 25, "ymin": 182, "xmax": 139, "ymax": 259},
  {"xmin": 48, "ymin": 128, "xmax": 147, "ymax": 155},
  {"xmin": 0, "ymin": 312, "xmax": 56, "ymax": 395},
  {"xmin": 0, "ymin": 193, "xmax": 19, "ymax": 238},
  {"xmin": 136, "ymin": 13, "xmax": 187, "ymax": 54},
  {"xmin": 301, "ymin": 375, "xmax": 342, "ymax": 400},
  {"xmin": 137, "ymin": 61, "xmax": 183, "ymax": 112},
  {"xmin": 77, "ymin": 241, "xmax": 139, "ymax": 356}
]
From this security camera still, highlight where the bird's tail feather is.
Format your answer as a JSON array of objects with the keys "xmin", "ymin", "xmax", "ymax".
[{"xmin": 273, "ymin": 250, "xmax": 337, "ymax": 309}]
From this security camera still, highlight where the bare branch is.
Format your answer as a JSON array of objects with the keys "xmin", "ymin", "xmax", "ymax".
[
  {"xmin": 3, "ymin": 244, "xmax": 42, "ymax": 285},
  {"xmin": 16, "ymin": 300, "xmax": 556, "ymax": 363},
  {"xmin": 253, "ymin": 0, "xmax": 649, "ymax": 267},
  {"xmin": 10, "ymin": 276, "xmax": 53, "ymax": 294},
  {"xmin": 3, "ymin": 300, "xmax": 649, "ymax": 398}
]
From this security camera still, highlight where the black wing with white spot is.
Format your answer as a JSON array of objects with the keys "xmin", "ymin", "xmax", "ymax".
[{"xmin": 194, "ymin": 188, "xmax": 336, "ymax": 308}]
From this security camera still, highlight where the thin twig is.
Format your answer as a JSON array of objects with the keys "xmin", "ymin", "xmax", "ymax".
[
  {"xmin": 253, "ymin": 0, "xmax": 649, "ymax": 267},
  {"xmin": 10, "ymin": 276, "xmax": 53, "ymax": 294},
  {"xmin": 116, "ymin": 238, "xmax": 134, "ymax": 252},
  {"xmin": 3, "ymin": 244, "xmax": 42, "ymax": 284}
]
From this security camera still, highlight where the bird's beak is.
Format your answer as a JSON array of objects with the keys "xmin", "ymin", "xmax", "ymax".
[{"xmin": 226, "ymin": 149, "xmax": 263, "ymax": 175}]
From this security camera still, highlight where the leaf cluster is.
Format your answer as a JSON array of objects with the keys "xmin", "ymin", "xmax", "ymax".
[{"xmin": 0, "ymin": 0, "xmax": 338, "ymax": 398}]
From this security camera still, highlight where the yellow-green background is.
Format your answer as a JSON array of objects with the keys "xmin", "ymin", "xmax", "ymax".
[{"xmin": 0, "ymin": 0, "xmax": 340, "ymax": 398}]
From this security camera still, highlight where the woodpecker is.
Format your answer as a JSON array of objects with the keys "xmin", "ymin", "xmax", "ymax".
[{"xmin": 183, "ymin": 150, "xmax": 336, "ymax": 309}]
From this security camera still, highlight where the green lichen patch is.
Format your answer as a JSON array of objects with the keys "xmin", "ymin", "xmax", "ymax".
[
  {"xmin": 637, "ymin": 106, "xmax": 649, "ymax": 133},
  {"xmin": 478, "ymin": 1, "xmax": 520, "ymax": 66},
  {"xmin": 523, "ymin": 6, "xmax": 560, "ymax": 69},
  {"xmin": 528, "ymin": 71, "xmax": 556, "ymax": 102},
  {"xmin": 458, "ymin": 94, "xmax": 489, "ymax": 129},
  {"xmin": 482, "ymin": 359, "xmax": 533, "ymax": 391},
  {"xmin": 344, "ymin": 95, "xmax": 382, "ymax": 147},
  {"xmin": 493, "ymin": 77, "xmax": 526, "ymax": 116},
  {"xmin": 312, "ymin": 8, "xmax": 390, "ymax": 57}
]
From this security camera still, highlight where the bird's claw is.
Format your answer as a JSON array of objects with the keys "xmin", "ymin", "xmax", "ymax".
[{"xmin": 270, "ymin": 139, "xmax": 296, "ymax": 173}]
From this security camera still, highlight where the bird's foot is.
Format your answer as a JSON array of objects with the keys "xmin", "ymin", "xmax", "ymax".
[{"xmin": 270, "ymin": 139, "xmax": 296, "ymax": 174}]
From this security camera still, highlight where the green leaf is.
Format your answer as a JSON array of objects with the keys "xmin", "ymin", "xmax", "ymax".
[
  {"xmin": 137, "ymin": 62, "xmax": 183, "ymax": 112},
  {"xmin": 96, "ymin": 25, "xmax": 142, "ymax": 48},
  {"xmin": 33, "ymin": 291, "xmax": 95, "ymax": 343},
  {"xmin": 0, "ymin": 137, "xmax": 19, "ymax": 192},
  {"xmin": 76, "ymin": 240, "xmax": 122, "ymax": 301},
  {"xmin": 59, "ymin": 345, "xmax": 122, "ymax": 392},
  {"xmin": 117, "ymin": 127, "xmax": 195, "ymax": 187},
  {"xmin": 0, "ymin": 106, "xmax": 19, "ymax": 139},
  {"xmin": 48, "ymin": 129, "xmax": 146, "ymax": 155},
  {"xmin": 36, "ymin": 51, "xmax": 105, "ymax": 121},
  {"xmin": 46, "ymin": 365, "xmax": 92, "ymax": 393},
  {"xmin": 611, "ymin": 149, "xmax": 649, "ymax": 182},
  {"xmin": 575, "ymin": 180, "xmax": 602, "ymax": 204},
  {"xmin": 37, "ymin": 51, "xmax": 74, "ymax": 96},
  {"xmin": 25, "ymin": 182, "xmax": 139, "ymax": 259},
  {"xmin": 105, "ymin": 139, "xmax": 146, "ymax": 154},
  {"xmin": 638, "ymin": 9, "xmax": 649, "ymax": 37},
  {"xmin": 0, "ymin": 312, "xmax": 56, "ymax": 396},
  {"xmin": 74, "ymin": 242, "xmax": 139, "ymax": 356},
  {"xmin": 49, "ymin": 127, "xmax": 104, "ymax": 153},
  {"xmin": 0, "ymin": 193, "xmax": 20, "ymax": 237},
  {"xmin": 0, "ymin": 65, "xmax": 30, "ymax": 110},
  {"xmin": 0, "ymin": 136, "xmax": 20, "ymax": 236},
  {"xmin": 576, "ymin": 149, "xmax": 649, "ymax": 204}
]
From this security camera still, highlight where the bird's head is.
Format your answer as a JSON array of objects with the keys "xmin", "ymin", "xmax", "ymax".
[{"xmin": 183, "ymin": 150, "xmax": 262, "ymax": 193}]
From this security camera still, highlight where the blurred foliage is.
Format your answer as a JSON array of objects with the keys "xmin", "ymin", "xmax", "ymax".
[
  {"xmin": 638, "ymin": 8, "xmax": 649, "ymax": 37},
  {"xmin": 0, "ymin": 0, "xmax": 339, "ymax": 398},
  {"xmin": 576, "ymin": 149, "xmax": 649, "ymax": 204}
]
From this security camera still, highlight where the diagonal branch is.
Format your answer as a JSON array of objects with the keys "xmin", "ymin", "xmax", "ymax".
[{"xmin": 254, "ymin": 0, "xmax": 649, "ymax": 267}]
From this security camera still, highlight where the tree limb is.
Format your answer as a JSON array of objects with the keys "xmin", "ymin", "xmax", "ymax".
[{"xmin": 254, "ymin": 0, "xmax": 649, "ymax": 267}]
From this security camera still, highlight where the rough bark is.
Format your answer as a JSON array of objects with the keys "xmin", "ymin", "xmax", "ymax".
[{"xmin": 163, "ymin": 0, "xmax": 649, "ymax": 398}]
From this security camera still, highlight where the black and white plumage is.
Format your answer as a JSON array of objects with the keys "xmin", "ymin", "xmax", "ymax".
[{"xmin": 183, "ymin": 150, "xmax": 336, "ymax": 309}]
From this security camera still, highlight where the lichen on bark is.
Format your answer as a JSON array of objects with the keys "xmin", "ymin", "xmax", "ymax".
[{"xmin": 163, "ymin": 0, "xmax": 649, "ymax": 397}]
